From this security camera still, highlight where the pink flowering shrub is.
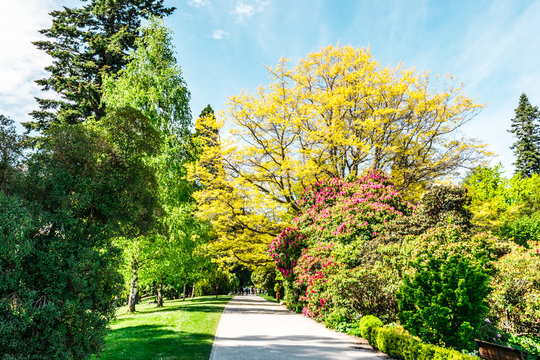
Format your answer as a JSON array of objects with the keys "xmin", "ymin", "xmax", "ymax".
[
  {"xmin": 296, "ymin": 170, "xmax": 408, "ymax": 246},
  {"xmin": 268, "ymin": 226, "xmax": 306, "ymax": 278},
  {"xmin": 293, "ymin": 243, "xmax": 340, "ymax": 320},
  {"xmin": 269, "ymin": 170, "xmax": 410, "ymax": 319}
]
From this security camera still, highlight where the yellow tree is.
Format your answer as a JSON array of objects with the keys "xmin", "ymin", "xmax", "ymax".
[
  {"xmin": 190, "ymin": 112, "xmax": 280, "ymax": 268},
  {"xmin": 193, "ymin": 45, "xmax": 487, "ymax": 267}
]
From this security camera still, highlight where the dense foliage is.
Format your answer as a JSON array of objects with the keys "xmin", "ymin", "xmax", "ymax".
[
  {"xmin": 0, "ymin": 111, "xmax": 160, "ymax": 358},
  {"xmin": 195, "ymin": 45, "xmax": 487, "ymax": 268},
  {"xmin": 27, "ymin": 0, "xmax": 174, "ymax": 131},
  {"xmin": 398, "ymin": 226, "xmax": 492, "ymax": 351},
  {"xmin": 269, "ymin": 168, "xmax": 540, "ymax": 356},
  {"xmin": 270, "ymin": 171, "xmax": 411, "ymax": 321}
]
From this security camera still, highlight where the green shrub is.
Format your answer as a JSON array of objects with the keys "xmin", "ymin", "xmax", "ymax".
[
  {"xmin": 489, "ymin": 244, "xmax": 540, "ymax": 336},
  {"xmin": 369, "ymin": 326, "xmax": 478, "ymax": 360},
  {"xmin": 359, "ymin": 315, "xmax": 384, "ymax": 343},
  {"xmin": 328, "ymin": 263, "xmax": 400, "ymax": 323},
  {"xmin": 398, "ymin": 226, "xmax": 492, "ymax": 351},
  {"xmin": 505, "ymin": 334, "xmax": 540, "ymax": 360},
  {"xmin": 498, "ymin": 214, "xmax": 540, "ymax": 247}
]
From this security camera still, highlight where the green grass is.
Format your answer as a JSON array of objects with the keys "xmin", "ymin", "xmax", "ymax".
[
  {"xmin": 92, "ymin": 296, "xmax": 232, "ymax": 360},
  {"xmin": 257, "ymin": 293, "xmax": 277, "ymax": 303}
]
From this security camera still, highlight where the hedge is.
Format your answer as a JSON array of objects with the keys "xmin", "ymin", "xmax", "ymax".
[{"xmin": 366, "ymin": 326, "xmax": 478, "ymax": 360}]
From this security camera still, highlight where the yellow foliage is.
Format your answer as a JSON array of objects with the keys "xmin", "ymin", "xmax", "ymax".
[{"xmin": 192, "ymin": 45, "xmax": 488, "ymax": 267}]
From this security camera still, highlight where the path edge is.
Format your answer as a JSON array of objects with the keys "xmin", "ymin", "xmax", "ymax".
[{"xmin": 208, "ymin": 296, "xmax": 233, "ymax": 360}]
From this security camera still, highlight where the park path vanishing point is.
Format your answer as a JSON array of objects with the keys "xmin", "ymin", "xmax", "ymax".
[{"xmin": 209, "ymin": 295, "xmax": 387, "ymax": 360}]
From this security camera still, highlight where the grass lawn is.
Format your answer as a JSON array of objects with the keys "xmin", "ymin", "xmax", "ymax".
[
  {"xmin": 92, "ymin": 296, "xmax": 232, "ymax": 360},
  {"xmin": 256, "ymin": 293, "xmax": 277, "ymax": 303}
]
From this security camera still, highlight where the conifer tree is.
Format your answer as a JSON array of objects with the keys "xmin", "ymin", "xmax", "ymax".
[
  {"xmin": 26, "ymin": 0, "xmax": 174, "ymax": 132},
  {"xmin": 195, "ymin": 105, "xmax": 221, "ymax": 177},
  {"xmin": 509, "ymin": 93, "xmax": 540, "ymax": 177}
]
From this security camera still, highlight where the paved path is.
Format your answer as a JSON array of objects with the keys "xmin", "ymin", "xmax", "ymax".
[{"xmin": 209, "ymin": 295, "xmax": 385, "ymax": 360}]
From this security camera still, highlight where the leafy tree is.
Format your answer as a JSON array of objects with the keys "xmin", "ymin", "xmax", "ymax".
[
  {"xmin": 195, "ymin": 105, "xmax": 220, "ymax": 178},
  {"xmin": 196, "ymin": 45, "xmax": 487, "ymax": 266},
  {"xmin": 102, "ymin": 17, "xmax": 194, "ymax": 311},
  {"xmin": 0, "ymin": 115, "xmax": 21, "ymax": 188},
  {"xmin": 192, "ymin": 109, "xmax": 278, "ymax": 268},
  {"xmin": 26, "ymin": 0, "xmax": 174, "ymax": 131},
  {"xmin": 0, "ymin": 108, "xmax": 161, "ymax": 359},
  {"xmin": 138, "ymin": 206, "xmax": 215, "ymax": 305},
  {"xmin": 509, "ymin": 94, "xmax": 540, "ymax": 177},
  {"xmin": 464, "ymin": 165, "xmax": 540, "ymax": 229}
]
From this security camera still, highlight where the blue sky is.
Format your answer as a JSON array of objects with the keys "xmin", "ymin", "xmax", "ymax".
[{"xmin": 1, "ymin": 0, "xmax": 540, "ymax": 176}]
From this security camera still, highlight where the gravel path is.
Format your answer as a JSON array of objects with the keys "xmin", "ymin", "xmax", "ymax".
[{"xmin": 209, "ymin": 295, "xmax": 386, "ymax": 360}]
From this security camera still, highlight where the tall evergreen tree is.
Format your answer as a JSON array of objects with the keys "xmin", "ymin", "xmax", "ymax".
[
  {"xmin": 25, "ymin": 0, "xmax": 175, "ymax": 132},
  {"xmin": 195, "ymin": 105, "xmax": 222, "ymax": 179},
  {"xmin": 196, "ymin": 105, "xmax": 218, "ymax": 148},
  {"xmin": 509, "ymin": 93, "xmax": 540, "ymax": 177}
]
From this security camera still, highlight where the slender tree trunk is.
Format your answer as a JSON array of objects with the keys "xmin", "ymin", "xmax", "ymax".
[
  {"xmin": 127, "ymin": 259, "xmax": 139, "ymax": 313},
  {"xmin": 156, "ymin": 277, "xmax": 164, "ymax": 307},
  {"xmin": 191, "ymin": 284, "xmax": 195, "ymax": 299},
  {"xmin": 215, "ymin": 275, "xmax": 219, "ymax": 299}
]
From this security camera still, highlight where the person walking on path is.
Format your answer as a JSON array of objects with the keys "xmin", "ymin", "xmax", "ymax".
[{"xmin": 210, "ymin": 295, "xmax": 386, "ymax": 360}]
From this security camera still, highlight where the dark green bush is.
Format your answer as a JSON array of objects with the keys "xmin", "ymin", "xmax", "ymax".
[
  {"xmin": 398, "ymin": 226, "xmax": 492, "ymax": 351},
  {"xmin": 369, "ymin": 326, "xmax": 478, "ymax": 360},
  {"xmin": 359, "ymin": 315, "xmax": 384, "ymax": 343}
]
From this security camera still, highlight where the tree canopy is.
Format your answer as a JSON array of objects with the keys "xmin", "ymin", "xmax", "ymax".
[
  {"xmin": 26, "ymin": 0, "xmax": 174, "ymax": 132},
  {"xmin": 194, "ymin": 45, "xmax": 487, "ymax": 267}
]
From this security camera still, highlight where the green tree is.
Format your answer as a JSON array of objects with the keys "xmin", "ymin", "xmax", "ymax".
[
  {"xmin": 26, "ymin": 0, "xmax": 174, "ymax": 132},
  {"xmin": 509, "ymin": 94, "xmax": 540, "ymax": 177},
  {"xmin": 102, "ymin": 17, "xmax": 194, "ymax": 311},
  {"xmin": 0, "ymin": 108, "xmax": 161, "ymax": 359},
  {"xmin": 0, "ymin": 115, "xmax": 21, "ymax": 188}
]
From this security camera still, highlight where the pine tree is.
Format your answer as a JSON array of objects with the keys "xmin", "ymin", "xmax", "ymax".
[
  {"xmin": 195, "ymin": 105, "xmax": 221, "ymax": 177},
  {"xmin": 509, "ymin": 93, "xmax": 540, "ymax": 177},
  {"xmin": 25, "ymin": 0, "xmax": 175, "ymax": 132}
]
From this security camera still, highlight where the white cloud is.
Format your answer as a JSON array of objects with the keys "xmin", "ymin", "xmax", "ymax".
[
  {"xmin": 209, "ymin": 29, "xmax": 231, "ymax": 40},
  {"xmin": 234, "ymin": 3, "xmax": 256, "ymax": 18},
  {"xmin": 0, "ymin": 0, "xmax": 55, "ymax": 127},
  {"xmin": 232, "ymin": 0, "xmax": 269, "ymax": 21},
  {"xmin": 188, "ymin": 0, "xmax": 210, "ymax": 8}
]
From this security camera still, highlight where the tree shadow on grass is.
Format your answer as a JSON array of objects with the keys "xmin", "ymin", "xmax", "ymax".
[
  {"xmin": 97, "ymin": 324, "xmax": 215, "ymax": 360},
  {"xmin": 119, "ymin": 296, "xmax": 232, "ymax": 317}
]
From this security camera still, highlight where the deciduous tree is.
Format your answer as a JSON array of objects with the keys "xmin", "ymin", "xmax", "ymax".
[
  {"xmin": 102, "ymin": 17, "xmax": 195, "ymax": 311},
  {"xmin": 195, "ymin": 45, "xmax": 486, "ymax": 266},
  {"xmin": 0, "ymin": 108, "xmax": 161, "ymax": 359}
]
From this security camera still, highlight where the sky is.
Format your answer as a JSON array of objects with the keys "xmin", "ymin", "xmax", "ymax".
[{"xmin": 1, "ymin": 0, "xmax": 540, "ymax": 176}]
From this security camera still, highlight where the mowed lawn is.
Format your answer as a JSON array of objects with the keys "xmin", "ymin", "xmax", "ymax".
[{"xmin": 92, "ymin": 296, "xmax": 232, "ymax": 360}]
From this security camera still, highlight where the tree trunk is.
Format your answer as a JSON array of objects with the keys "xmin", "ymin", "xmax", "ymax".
[
  {"xmin": 127, "ymin": 259, "xmax": 139, "ymax": 313},
  {"xmin": 182, "ymin": 281, "xmax": 186, "ymax": 301},
  {"xmin": 156, "ymin": 277, "xmax": 164, "ymax": 307},
  {"xmin": 191, "ymin": 284, "xmax": 195, "ymax": 299}
]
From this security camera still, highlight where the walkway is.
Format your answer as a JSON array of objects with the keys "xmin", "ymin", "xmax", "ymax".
[{"xmin": 209, "ymin": 295, "xmax": 386, "ymax": 360}]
